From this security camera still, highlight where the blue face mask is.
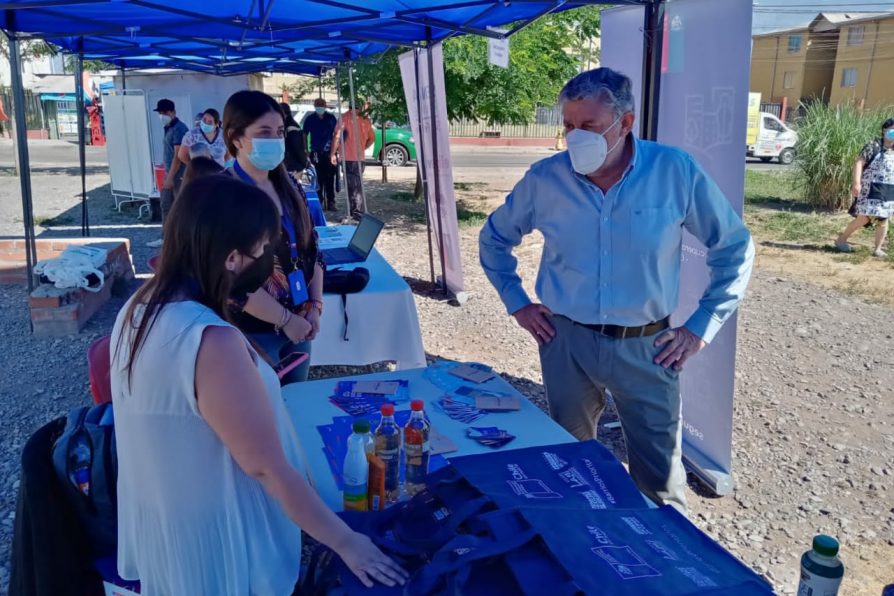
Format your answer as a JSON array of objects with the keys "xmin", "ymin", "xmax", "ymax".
[
  {"xmin": 885, "ymin": 129, "xmax": 894, "ymax": 141},
  {"xmin": 199, "ymin": 121, "xmax": 215, "ymax": 134},
  {"xmin": 315, "ymin": 107, "xmax": 326, "ymax": 115},
  {"xmin": 246, "ymin": 138, "xmax": 285, "ymax": 171}
]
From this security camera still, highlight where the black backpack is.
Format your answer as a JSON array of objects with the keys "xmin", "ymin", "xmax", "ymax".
[
  {"xmin": 52, "ymin": 402, "xmax": 118, "ymax": 557},
  {"xmin": 323, "ymin": 267, "xmax": 370, "ymax": 341}
]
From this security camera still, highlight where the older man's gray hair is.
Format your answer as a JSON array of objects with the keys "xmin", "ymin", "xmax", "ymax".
[{"xmin": 558, "ymin": 68, "xmax": 635, "ymax": 118}]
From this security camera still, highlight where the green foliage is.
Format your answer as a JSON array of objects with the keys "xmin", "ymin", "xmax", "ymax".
[
  {"xmin": 794, "ymin": 101, "xmax": 894, "ymax": 211},
  {"xmin": 336, "ymin": 5, "xmax": 603, "ymax": 126}
]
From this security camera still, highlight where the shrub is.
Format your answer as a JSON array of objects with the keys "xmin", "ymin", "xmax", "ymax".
[{"xmin": 794, "ymin": 101, "xmax": 893, "ymax": 210}]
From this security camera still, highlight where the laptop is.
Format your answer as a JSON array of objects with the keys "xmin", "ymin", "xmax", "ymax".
[{"xmin": 322, "ymin": 214, "xmax": 385, "ymax": 265}]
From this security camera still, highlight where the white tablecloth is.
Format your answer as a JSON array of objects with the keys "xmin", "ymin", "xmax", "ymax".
[
  {"xmin": 281, "ymin": 366, "xmax": 576, "ymax": 510},
  {"xmin": 312, "ymin": 225, "xmax": 426, "ymax": 370}
]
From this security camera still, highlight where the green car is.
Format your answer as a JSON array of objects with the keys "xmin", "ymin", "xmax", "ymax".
[{"xmin": 369, "ymin": 125, "xmax": 417, "ymax": 167}]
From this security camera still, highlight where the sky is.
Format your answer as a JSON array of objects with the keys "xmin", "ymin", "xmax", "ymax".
[{"xmin": 752, "ymin": 0, "xmax": 894, "ymax": 34}]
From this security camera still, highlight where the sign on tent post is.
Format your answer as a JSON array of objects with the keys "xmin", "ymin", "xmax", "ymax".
[
  {"xmin": 399, "ymin": 44, "xmax": 466, "ymax": 301},
  {"xmin": 602, "ymin": 0, "xmax": 753, "ymax": 496},
  {"xmin": 488, "ymin": 29, "xmax": 510, "ymax": 69}
]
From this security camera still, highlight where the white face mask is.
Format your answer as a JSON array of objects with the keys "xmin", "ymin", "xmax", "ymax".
[
  {"xmin": 159, "ymin": 114, "xmax": 172, "ymax": 126},
  {"xmin": 565, "ymin": 116, "xmax": 623, "ymax": 175}
]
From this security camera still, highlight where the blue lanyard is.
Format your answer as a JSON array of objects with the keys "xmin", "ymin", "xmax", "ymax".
[{"xmin": 232, "ymin": 160, "xmax": 300, "ymax": 265}]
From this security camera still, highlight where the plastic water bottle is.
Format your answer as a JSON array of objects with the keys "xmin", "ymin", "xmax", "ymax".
[
  {"xmin": 353, "ymin": 418, "xmax": 375, "ymax": 455},
  {"xmin": 342, "ymin": 420, "xmax": 370, "ymax": 511},
  {"xmin": 403, "ymin": 400, "xmax": 430, "ymax": 497},
  {"xmin": 68, "ymin": 435, "xmax": 91, "ymax": 496},
  {"xmin": 375, "ymin": 404, "xmax": 401, "ymax": 504},
  {"xmin": 797, "ymin": 535, "xmax": 844, "ymax": 596}
]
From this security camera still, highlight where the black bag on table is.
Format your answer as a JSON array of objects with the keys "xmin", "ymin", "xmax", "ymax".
[{"xmin": 323, "ymin": 267, "xmax": 370, "ymax": 341}]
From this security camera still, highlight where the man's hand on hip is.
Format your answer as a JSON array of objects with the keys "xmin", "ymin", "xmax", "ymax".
[
  {"xmin": 653, "ymin": 327, "xmax": 706, "ymax": 371},
  {"xmin": 512, "ymin": 304, "xmax": 556, "ymax": 346}
]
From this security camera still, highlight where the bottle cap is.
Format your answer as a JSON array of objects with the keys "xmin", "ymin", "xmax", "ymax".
[
  {"xmin": 812, "ymin": 535, "xmax": 839, "ymax": 557},
  {"xmin": 381, "ymin": 404, "xmax": 395, "ymax": 416},
  {"xmin": 352, "ymin": 418, "xmax": 371, "ymax": 433},
  {"xmin": 410, "ymin": 399, "xmax": 424, "ymax": 412}
]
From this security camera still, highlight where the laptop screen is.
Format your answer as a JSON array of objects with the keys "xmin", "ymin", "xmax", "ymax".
[{"xmin": 348, "ymin": 214, "xmax": 385, "ymax": 258}]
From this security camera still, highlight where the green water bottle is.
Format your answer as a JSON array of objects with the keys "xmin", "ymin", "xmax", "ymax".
[{"xmin": 797, "ymin": 535, "xmax": 844, "ymax": 596}]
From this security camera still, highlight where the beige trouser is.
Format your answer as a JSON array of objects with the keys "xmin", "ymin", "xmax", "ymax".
[{"xmin": 539, "ymin": 315, "xmax": 688, "ymax": 514}]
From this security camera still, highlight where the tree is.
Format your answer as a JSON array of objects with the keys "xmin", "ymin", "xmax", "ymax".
[{"xmin": 334, "ymin": 5, "xmax": 603, "ymax": 127}]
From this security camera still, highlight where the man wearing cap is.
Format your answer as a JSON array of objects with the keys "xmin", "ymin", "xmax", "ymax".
[
  {"xmin": 304, "ymin": 98, "xmax": 338, "ymax": 211},
  {"xmin": 479, "ymin": 68, "xmax": 755, "ymax": 514},
  {"xmin": 148, "ymin": 99, "xmax": 188, "ymax": 247}
]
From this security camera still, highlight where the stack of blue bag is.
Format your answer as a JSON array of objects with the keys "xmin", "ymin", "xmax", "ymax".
[{"xmin": 301, "ymin": 440, "xmax": 774, "ymax": 595}]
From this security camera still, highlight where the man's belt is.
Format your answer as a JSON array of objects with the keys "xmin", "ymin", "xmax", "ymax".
[{"xmin": 572, "ymin": 316, "xmax": 670, "ymax": 339}]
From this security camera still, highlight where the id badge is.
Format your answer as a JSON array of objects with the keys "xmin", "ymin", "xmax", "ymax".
[{"xmin": 287, "ymin": 269, "xmax": 309, "ymax": 306}]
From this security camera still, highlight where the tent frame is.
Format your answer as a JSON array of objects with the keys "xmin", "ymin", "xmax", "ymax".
[{"xmin": 3, "ymin": 0, "xmax": 665, "ymax": 303}]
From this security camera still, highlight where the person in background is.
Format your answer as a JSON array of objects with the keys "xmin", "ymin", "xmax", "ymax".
[
  {"xmin": 836, "ymin": 117, "xmax": 894, "ymax": 258},
  {"xmin": 479, "ymin": 68, "xmax": 755, "ymax": 514},
  {"xmin": 304, "ymin": 98, "xmax": 339, "ymax": 211},
  {"xmin": 331, "ymin": 100, "xmax": 374, "ymax": 221},
  {"xmin": 181, "ymin": 155, "xmax": 224, "ymax": 189},
  {"xmin": 0, "ymin": 96, "xmax": 10, "ymax": 139},
  {"xmin": 179, "ymin": 108, "xmax": 228, "ymax": 167},
  {"xmin": 223, "ymin": 90, "xmax": 324, "ymax": 384},
  {"xmin": 147, "ymin": 98, "xmax": 188, "ymax": 248},
  {"xmin": 280, "ymin": 102, "xmax": 308, "ymax": 179},
  {"xmin": 111, "ymin": 174, "xmax": 407, "ymax": 594}
]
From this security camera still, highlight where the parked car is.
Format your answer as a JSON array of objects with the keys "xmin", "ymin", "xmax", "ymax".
[
  {"xmin": 746, "ymin": 112, "xmax": 798, "ymax": 165},
  {"xmin": 366, "ymin": 124, "xmax": 417, "ymax": 167}
]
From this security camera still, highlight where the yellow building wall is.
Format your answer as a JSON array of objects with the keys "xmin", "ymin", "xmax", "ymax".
[
  {"xmin": 801, "ymin": 30, "xmax": 838, "ymax": 102},
  {"xmin": 750, "ymin": 37, "xmax": 779, "ymax": 98},
  {"xmin": 830, "ymin": 18, "xmax": 894, "ymax": 107},
  {"xmin": 750, "ymin": 32, "xmax": 808, "ymax": 105}
]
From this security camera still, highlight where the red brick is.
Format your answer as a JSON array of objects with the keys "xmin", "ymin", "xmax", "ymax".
[
  {"xmin": 30, "ymin": 303, "xmax": 80, "ymax": 323},
  {"xmin": 32, "ymin": 318, "xmax": 81, "ymax": 338},
  {"xmin": 29, "ymin": 295, "xmax": 62, "ymax": 309}
]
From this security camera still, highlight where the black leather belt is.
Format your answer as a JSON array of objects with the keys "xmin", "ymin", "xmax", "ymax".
[{"xmin": 573, "ymin": 316, "xmax": 670, "ymax": 339}]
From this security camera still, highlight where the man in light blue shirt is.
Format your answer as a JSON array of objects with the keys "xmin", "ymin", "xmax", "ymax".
[{"xmin": 479, "ymin": 68, "xmax": 754, "ymax": 513}]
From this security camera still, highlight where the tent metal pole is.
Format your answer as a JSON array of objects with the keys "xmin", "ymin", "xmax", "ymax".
[
  {"xmin": 640, "ymin": 0, "xmax": 665, "ymax": 141},
  {"xmin": 7, "ymin": 33, "xmax": 37, "ymax": 293},
  {"xmin": 75, "ymin": 49, "xmax": 90, "ymax": 236},
  {"xmin": 425, "ymin": 31, "xmax": 447, "ymax": 293},
  {"xmin": 345, "ymin": 56, "xmax": 367, "ymax": 214},
  {"xmin": 120, "ymin": 67, "xmax": 127, "ymax": 90},
  {"xmin": 413, "ymin": 47, "xmax": 436, "ymax": 286},
  {"xmin": 334, "ymin": 65, "xmax": 349, "ymax": 221}
]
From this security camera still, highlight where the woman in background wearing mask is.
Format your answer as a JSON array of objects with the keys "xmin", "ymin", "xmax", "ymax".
[
  {"xmin": 223, "ymin": 90, "xmax": 324, "ymax": 384},
  {"xmin": 836, "ymin": 117, "xmax": 894, "ymax": 258},
  {"xmin": 179, "ymin": 108, "xmax": 229, "ymax": 167},
  {"xmin": 111, "ymin": 175, "xmax": 407, "ymax": 594}
]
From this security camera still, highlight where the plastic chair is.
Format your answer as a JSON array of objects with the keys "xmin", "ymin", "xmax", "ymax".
[
  {"xmin": 147, "ymin": 255, "xmax": 160, "ymax": 273},
  {"xmin": 87, "ymin": 335, "xmax": 112, "ymax": 405}
]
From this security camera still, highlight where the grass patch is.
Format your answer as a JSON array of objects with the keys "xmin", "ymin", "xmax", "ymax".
[
  {"xmin": 34, "ymin": 214, "xmax": 75, "ymax": 227},
  {"xmin": 390, "ymin": 191, "xmax": 418, "ymax": 203},
  {"xmin": 744, "ymin": 170, "xmax": 893, "ymax": 264},
  {"xmin": 453, "ymin": 181, "xmax": 486, "ymax": 191},
  {"xmin": 456, "ymin": 202, "xmax": 488, "ymax": 228}
]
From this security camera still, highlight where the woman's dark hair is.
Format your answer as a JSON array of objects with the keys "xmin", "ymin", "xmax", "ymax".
[
  {"xmin": 279, "ymin": 102, "xmax": 300, "ymax": 128},
  {"xmin": 182, "ymin": 156, "xmax": 223, "ymax": 188},
  {"xmin": 203, "ymin": 108, "xmax": 221, "ymax": 125},
  {"xmin": 882, "ymin": 118, "xmax": 894, "ymax": 131},
  {"xmin": 117, "ymin": 175, "xmax": 279, "ymax": 386},
  {"xmin": 223, "ymin": 90, "xmax": 313, "ymax": 250}
]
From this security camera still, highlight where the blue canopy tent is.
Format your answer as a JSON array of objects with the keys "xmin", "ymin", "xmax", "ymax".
[{"xmin": 1, "ymin": 0, "xmax": 666, "ymax": 293}]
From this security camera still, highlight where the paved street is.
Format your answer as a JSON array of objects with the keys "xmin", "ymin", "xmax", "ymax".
[{"xmin": 0, "ymin": 139, "xmax": 791, "ymax": 174}]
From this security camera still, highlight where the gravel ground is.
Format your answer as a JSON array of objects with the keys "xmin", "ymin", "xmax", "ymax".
[{"xmin": 0, "ymin": 161, "xmax": 892, "ymax": 595}]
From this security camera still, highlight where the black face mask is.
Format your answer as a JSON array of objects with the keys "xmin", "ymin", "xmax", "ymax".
[{"xmin": 232, "ymin": 245, "xmax": 274, "ymax": 295}]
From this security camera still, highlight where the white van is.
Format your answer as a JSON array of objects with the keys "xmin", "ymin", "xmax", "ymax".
[{"xmin": 746, "ymin": 112, "xmax": 798, "ymax": 165}]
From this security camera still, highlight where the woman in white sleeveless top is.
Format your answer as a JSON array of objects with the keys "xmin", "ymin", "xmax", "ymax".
[{"xmin": 111, "ymin": 175, "xmax": 406, "ymax": 595}]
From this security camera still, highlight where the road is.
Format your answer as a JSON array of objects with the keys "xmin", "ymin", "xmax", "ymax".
[{"xmin": 0, "ymin": 139, "xmax": 790, "ymax": 173}]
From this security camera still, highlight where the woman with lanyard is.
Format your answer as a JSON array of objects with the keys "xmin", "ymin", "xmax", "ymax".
[
  {"xmin": 179, "ymin": 108, "xmax": 229, "ymax": 167},
  {"xmin": 223, "ymin": 90, "xmax": 324, "ymax": 384}
]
